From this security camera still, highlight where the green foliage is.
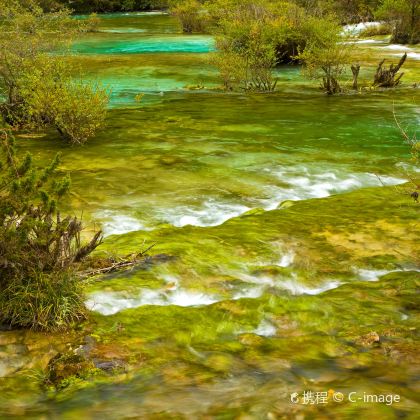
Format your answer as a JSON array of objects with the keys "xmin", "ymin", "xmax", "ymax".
[
  {"xmin": 0, "ymin": 0, "xmax": 109, "ymax": 145},
  {"xmin": 292, "ymin": 0, "xmax": 382, "ymax": 23},
  {"xmin": 193, "ymin": 0, "xmax": 343, "ymax": 92},
  {"xmin": 297, "ymin": 17, "xmax": 353, "ymax": 94},
  {"xmin": 51, "ymin": 0, "xmax": 168, "ymax": 13},
  {"xmin": 84, "ymin": 13, "xmax": 102, "ymax": 32},
  {"xmin": 170, "ymin": 0, "xmax": 208, "ymax": 33},
  {"xmin": 0, "ymin": 130, "xmax": 103, "ymax": 330},
  {"xmin": 376, "ymin": 0, "xmax": 419, "ymax": 44}
]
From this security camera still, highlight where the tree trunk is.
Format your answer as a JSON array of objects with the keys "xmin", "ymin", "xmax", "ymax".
[{"xmin": 351, "ymin": 64, "xmax": 360, "ymax": 90}]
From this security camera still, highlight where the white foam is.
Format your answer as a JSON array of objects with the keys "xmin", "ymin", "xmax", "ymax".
[
  {"xmin": 355, "ymin": 268, "xmax": 392, "ymax": 281},
  {"xmin": 86, "ymin": 287, "xmax": 220, "ymax": 315},
  {"xmin": 354, "ymin": 39, "xmax": 384, "ymax": 44},
  {"xmin": 98, "ymin": 211, "xmax": 148, "ymax": 237},
  {"xmin": 393, "ymin": 52, "xmax": 420, "ymax": 60},
  {"xmin": 278, "ymin": 252, "xmax": 295, "ymax": 268},
  {"xmin": 278, "ymin": 279, "xmax": 342, "ymax": 295},
  {"xmin": 396, "ymin": 162, "xmax": 420, "ymax": 173},
  {"xmin": 253, "ymin": 320, "xmax": 277, "ymax": 337},
  {"xmin": 232, "ymin": 285, "xmax": 265, "ymax": 300},
  {"xmin": 232, "ymin": 271, "xmax": 341, "ymax": 296},
  {"xmin": 342, "ymin": 21, "xmax": 381, "ymax": 35},
  {"xmin": 355, "ymin": 266, "xmax": 420, "ymax": 282},
  {"xmin": 165, "ymin": 200, "xmax": 250, "ymax": 228},
  {"xmin": 384, "ymin": 44, "xmax": 412, "ymax": 51},
  {"xmin": 262, "ymin": 167, "xmax": 404, "ymax": 210}
]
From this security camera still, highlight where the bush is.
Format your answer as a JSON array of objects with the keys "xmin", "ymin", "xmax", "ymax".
[
  {"xmin": 208, "ymin": 1, "xmax": 343, "ymax": 93},
  {"xmin": 298, "ymin": 17, "xmax": 353, "ymax": 94},
  {"xmin": 84, "ymin": 13, "xmax": 101, "ymax": 32},
  {"xmin": 0, "ymin": 130, "xmax": 102, "ymax": 330},
  {"xmin": 170, "ymin": 0, "xmax": 208, "ymax": 33},
  {"xmin": 0, "ymin": 0, "xmax": 109, "ymax": 145}
]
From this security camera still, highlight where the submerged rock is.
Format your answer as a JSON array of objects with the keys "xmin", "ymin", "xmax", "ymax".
[
  {"xmin": 94, "ymin": 359, "xmax": 126, "ymax": 372},
  {"xmin": 355, "ymin": 331, "xmax": 380, "ymax": 347},
  {"xmin": 45, "ymin": 353, "xmax": 96, "ymax": 389}
]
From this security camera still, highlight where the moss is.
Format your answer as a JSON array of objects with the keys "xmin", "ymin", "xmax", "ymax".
[{"xmin": 45, "ymin": 353, "xmax": 97, "ymax": 390}]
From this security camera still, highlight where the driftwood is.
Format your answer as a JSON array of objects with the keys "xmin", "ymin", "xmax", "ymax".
[
  {"xmin": 351, "ymin": 64, "xmax": 360, "ymax": 90},
  {"xmin": 373, "ymin": 53, "xmax": 407, "ymax": 88}
]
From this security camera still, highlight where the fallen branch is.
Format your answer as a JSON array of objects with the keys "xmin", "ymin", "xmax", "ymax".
[{"xmin": 78, "ymin": 243, "xmax": 156, "ymax": 279}]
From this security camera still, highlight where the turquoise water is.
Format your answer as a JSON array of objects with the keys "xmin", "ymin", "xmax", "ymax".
[{"xmin": 73, "ymin": 35, "xmax": 215, "ymax": 54}]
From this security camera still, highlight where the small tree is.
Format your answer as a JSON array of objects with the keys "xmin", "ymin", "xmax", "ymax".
[
  {"xmin": 214, "ymin": 21, "xmax": 278, "ymax": 92},
  {"xmin": 298, "ymin": 18, "xmax": 352, "ymax": 94},
  {"xmin": 15, "ymin": 56, "xmax": 109, "ymax": 145},
  {"xmin": 0, "ymin": 130, "xmax": 102, "ymax": 330},
  {"xmin": 393, "ymin": 108, "xmax": 419, "ymax": 202}
]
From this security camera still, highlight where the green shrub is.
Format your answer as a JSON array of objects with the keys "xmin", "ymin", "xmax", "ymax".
[
  {"xmin": 170, "ymin": 0, "xmax": 208, "ymax": 33},
  {"xmin": 84, "ymin": 13, "xmax": 101, "ymax": 32},
  {"xmin": 298, "ymin": 17, "xmax": 353, "ymax": 94},
  {"xmin": 206, "ymin": 1, "xmax": 343, "ymax": 92},
  {"xmin": 0, "ymin": 0, "xmax": 109, "ymax": 145},
  {"xmin": 0, "ymin": 130, "xmax": 102, "ymax": 330}
]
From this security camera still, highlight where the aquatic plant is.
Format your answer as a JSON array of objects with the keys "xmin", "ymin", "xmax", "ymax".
[{"xmin": 0, "ymin": 130, "xmax": 102, "ymax": 330}]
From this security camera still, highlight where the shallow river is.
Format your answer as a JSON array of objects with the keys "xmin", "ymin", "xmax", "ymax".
[{"xmin": 1, "ymin": 12, "xmax": 419, "ymax": 419}]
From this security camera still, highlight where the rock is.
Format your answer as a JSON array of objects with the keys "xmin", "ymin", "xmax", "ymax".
[
  {"xmin": 45, "ymin": 353, "xmax": 95, "ymax": 387},
  {"xmin": 277, "ymin": 200, "xmax": 297, "ymax": 209},
  {"xmin": 94, "ymin": 359, "xmax": 125, "ymax": 372},
  {"xmin": 355, "ymin": 331, "xmax": 380, "ymax": 347},
  {"xmin": 238, "ymin": 333, "xmax": 264, "ymax": 346}
]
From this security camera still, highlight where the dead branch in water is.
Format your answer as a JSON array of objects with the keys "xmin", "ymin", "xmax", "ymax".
[
  {"xmin": 374, "ymin": 53, "xmax": 407, "ymax": 88},
  {"xmin": 78, "ymin": 243, "xmax": 156, "ymax": 279}
]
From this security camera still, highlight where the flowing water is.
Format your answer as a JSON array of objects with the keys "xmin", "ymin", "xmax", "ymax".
[{"xmin": 1, "ymin": 12, "xmax": 419, "ymax": 419}]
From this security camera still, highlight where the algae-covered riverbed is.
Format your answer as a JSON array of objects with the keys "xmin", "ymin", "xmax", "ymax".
[{"xmin": 1, "ymin": 12, "xmax": 419, "ymax": 419}]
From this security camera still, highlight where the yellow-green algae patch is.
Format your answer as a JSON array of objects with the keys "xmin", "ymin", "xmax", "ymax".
[{"xmin": 2, "ymin": 184, "xmax": 418, "ymax": 417}]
